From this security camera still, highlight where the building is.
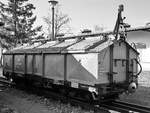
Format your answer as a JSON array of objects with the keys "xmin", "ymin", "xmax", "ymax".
[{"xmin": 127, "ymin": 26, "xmax": 150, "ymax": 71}]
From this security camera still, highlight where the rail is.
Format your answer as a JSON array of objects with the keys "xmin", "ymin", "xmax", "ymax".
[
  {"xmin": 2, "ymin": 77, "xmax": 150, "ymax": 113},
  {"xmin": 0, "ymin": 76, "xmax": 14, "ymax": 85},
  {"xmin": 101, "ymin": 100, "xmax": 150, "ymax": 113},
  {"xmin": 0, "ymin": 76, "xmax": 14, "ymax": 91},
  {"xmin": 29, "ymin": 87, "xmax": 110, "ymax": 113}
]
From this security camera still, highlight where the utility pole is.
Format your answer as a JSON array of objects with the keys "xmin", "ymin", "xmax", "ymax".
[{"xmin": 48, "ymin": 0, "xmax": 58, "ymax": 41}]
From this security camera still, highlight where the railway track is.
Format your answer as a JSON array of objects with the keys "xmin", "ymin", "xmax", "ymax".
[
  {"xmin": 26, "ymin": 86, "xmax": 110, "ymax": 113},
  {"xmin": 68, "ymin": 97, "xmax": 109, "ymax": 113},
  {"xmin": 1, "ymin": 76, "xmax": 150, "ymax": 113},
  {"xmin": 0, "ymin": 76, "xmax": 14, "ymax": 90},
  {"xmin": 101, "ymin": 100, "xmax": 150, "ymax": 113}
]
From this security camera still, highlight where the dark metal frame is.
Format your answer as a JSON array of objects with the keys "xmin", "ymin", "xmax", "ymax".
[
  {"xmin": 126, "ymin": 44, "xmax": 130, "ymax": 84},
  {"xmin": 109, "ymin": 45, "xmax": 114, "ymax": 84}
]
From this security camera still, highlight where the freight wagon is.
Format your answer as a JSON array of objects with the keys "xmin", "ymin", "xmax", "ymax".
[
  {"xmin": 2, "ymin": 34, "xmax": 140, "ymax": 101},
  {"xmin": 2, "ymin": 5, "xmax": 141, "ymax": 102}
]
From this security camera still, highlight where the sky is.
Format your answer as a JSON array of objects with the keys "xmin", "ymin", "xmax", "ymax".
[{"xmin": 1, "ymin": 0, "xmax": 150, "ymax": 33}]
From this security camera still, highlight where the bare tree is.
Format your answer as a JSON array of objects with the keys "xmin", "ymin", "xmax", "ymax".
[{"xmin": 43, "ymin": 6, "xmax": 71, "ymax": 39}]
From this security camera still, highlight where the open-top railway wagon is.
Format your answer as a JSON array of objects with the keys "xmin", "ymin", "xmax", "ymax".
[
  {"xmin": 2, "ymin": 34, "xmax": 140, "ymax": 101},
  {"xmin": 2, "ymin": 5, "xmax": 141, "ymax": 102}
]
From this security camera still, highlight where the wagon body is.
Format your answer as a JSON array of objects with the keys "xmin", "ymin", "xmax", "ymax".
[{"xmin": 3, "ymin": 36, "xmax": 139, "ymax": 98}]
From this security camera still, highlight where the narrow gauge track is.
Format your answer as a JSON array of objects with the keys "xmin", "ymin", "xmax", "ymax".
[
  {"xmin": 0, "ymin": 76, "xmax": 14, "ymax": 90},
  {"xmin": 0, "ymin": 77, "xmax": 110, "ymax": 113},
  {"xmin": 102, "ymin": 100, "xmax": 150, "ymax": 113},
  {"xmin": 26, "ymin": 87, "xmax": 110, "ymax": 113},
  {"xmin": 1, "ymin": 76, "xmax": 150, "ymax": 113},
  {"xmin": 0, "ymin": 76, "xmax": 11, "ymax": 84}
]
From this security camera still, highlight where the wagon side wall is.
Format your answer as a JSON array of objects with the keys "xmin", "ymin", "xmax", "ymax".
[
  {"xmin": 3, "ymin": 55, "xmax": 13, "ymax": 72},
  {"xmin": 14, "ymin": 55, "xmax": 25, "ymax": 74},
  {"xmin": 44, "ymin": 54, "xmax": 65, "ymax": 80},
  {"xmin": 98, "ymin": 47, "xmax": 110, "ymax": 84},
  {"xmin": 113, "ymin": 42, "xmax": 127, "ymax": 83},
  {"xmin": 129, "ymin": 49, "xmax": 139, "ymax": 75},
  {"xmin": 66, "ymin": 53, "xmax": 98, "ymax": 85}
]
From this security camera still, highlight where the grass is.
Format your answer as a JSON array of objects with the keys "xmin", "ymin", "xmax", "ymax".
[
  {"xmin": 1, "ymin": 68, "xmax": 150, "ymax": 112},
  {"xmin": 120, "ymin": 71, "xmax": 150, "ymax": 107},
  {"xmin": 0, "ymin": 104, "xmax": 17, "ymax": 113},
  {"xmin": 120, "ymin": 86, "xmax": 150, "ymax": 107}
]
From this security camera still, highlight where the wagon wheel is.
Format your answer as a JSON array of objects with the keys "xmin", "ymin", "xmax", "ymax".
[{"xmin": 84, "ymin": 92, "xmax": 94, "ymax": 102}]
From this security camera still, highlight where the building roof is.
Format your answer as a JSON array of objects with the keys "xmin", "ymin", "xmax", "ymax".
[{"xmin": 5, "ymin": 25, "xmax": 148, "ymax": 54}]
